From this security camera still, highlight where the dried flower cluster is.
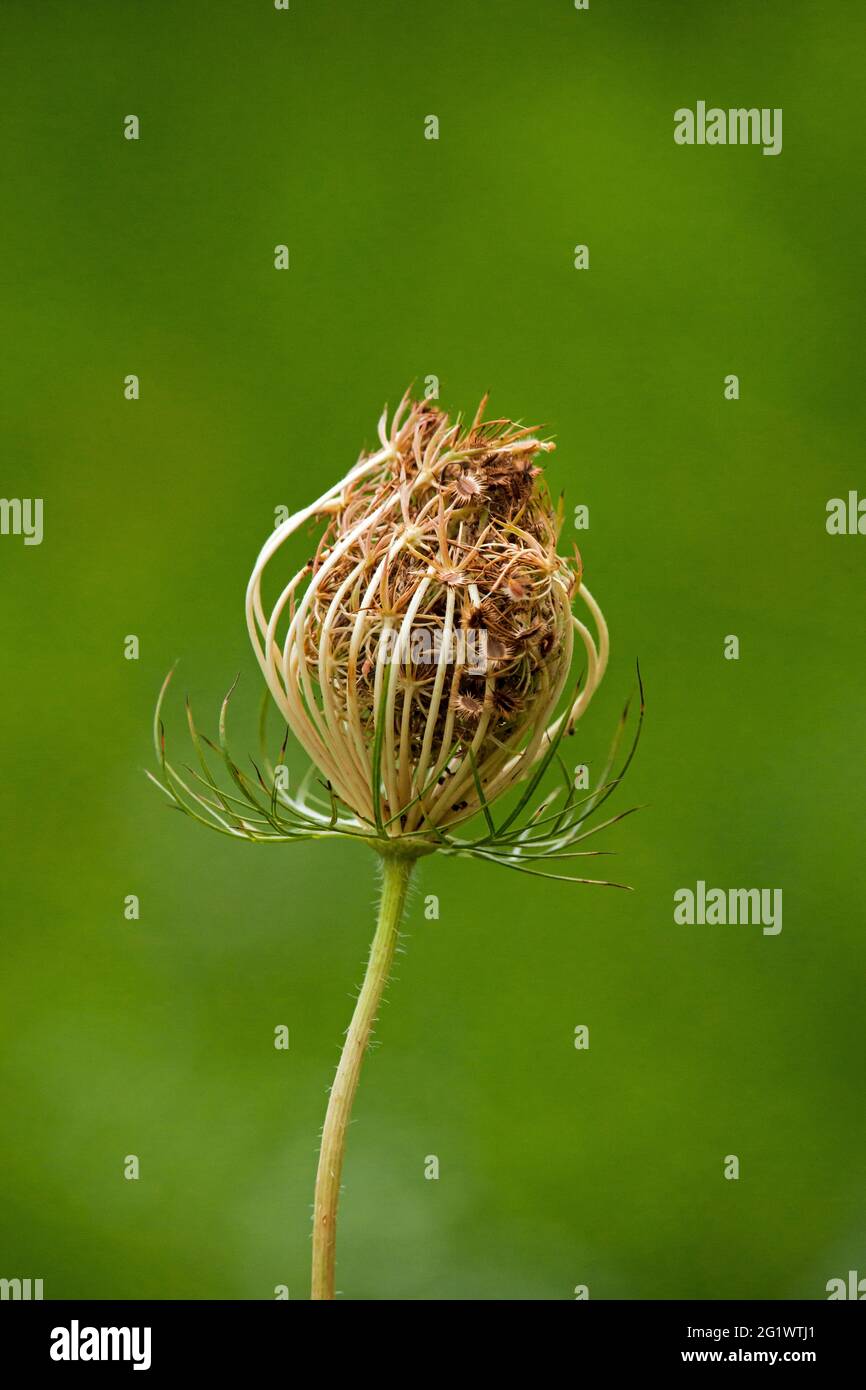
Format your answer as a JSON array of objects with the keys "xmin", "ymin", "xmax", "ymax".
[
  {"xmin": 152, "ymin": 392, "xmax": 641, "ymax": 886},
  {"xmin": 149, "ymin": 390, "xmax": 642, "ymax": 1300},
  {"xmin": 245, "ymin": 392, "xmax": 610, "ymax": 842}
]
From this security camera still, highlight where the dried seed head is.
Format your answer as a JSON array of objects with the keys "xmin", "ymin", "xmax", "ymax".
[{"xmin": 246, "ymin": 392, "xmax": 608, "ymax": 839}]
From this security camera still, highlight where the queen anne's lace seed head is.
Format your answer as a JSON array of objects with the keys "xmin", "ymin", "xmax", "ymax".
[
  {"xmin": 245, "ymin": 391, "xmax": 610, "ymax": 840},
  {"xmin": 148, "ymin": 391, "xmax": 641, "ymax": 1313}
]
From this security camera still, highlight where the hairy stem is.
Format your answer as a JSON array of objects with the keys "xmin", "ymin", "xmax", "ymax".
[{"xmin": 311, "ymin": 852, "xmax": 415, "ymax": 1299}]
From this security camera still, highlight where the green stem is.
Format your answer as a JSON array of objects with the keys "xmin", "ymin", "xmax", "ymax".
[{"xmin": 311, "ymin": 852, "xmax": 415, "ymax": 1300}]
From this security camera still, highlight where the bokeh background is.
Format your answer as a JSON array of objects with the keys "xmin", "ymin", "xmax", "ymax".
[{"xmin": 1, "ymin": 0, "xmax": 864, "ymax": 1300}]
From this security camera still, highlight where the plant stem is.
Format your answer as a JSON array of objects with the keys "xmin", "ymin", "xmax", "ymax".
[{"xmin": 311, "ymin": 852, "xmax": 415, "ymax": 1300}]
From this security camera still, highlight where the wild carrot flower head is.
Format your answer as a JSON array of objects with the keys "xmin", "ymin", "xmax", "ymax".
[
  {"xmin": 152, "ymin": 392, "xmax": 640, "ymax": 884},
  {"xmin": 148, "ymin": 390, "xmax": 643, "ymax": 1307},
  {"xmin": 245, "ymin": 392, "xmax": 611, "ymax": 841}
]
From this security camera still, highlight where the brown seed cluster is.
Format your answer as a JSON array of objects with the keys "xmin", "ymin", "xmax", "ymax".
[
  {"xmin": 301, "ymin": 398, "xmax": 576, "ymax": 821},
  {"xmin": 247, "ymin": 393, "xmax": 602, "ymax": 835}
]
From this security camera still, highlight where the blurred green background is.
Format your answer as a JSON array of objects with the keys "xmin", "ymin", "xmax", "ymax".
[{"xmin": 1, "ymin": 0, "xmax": 864, "ymax": 1300}]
